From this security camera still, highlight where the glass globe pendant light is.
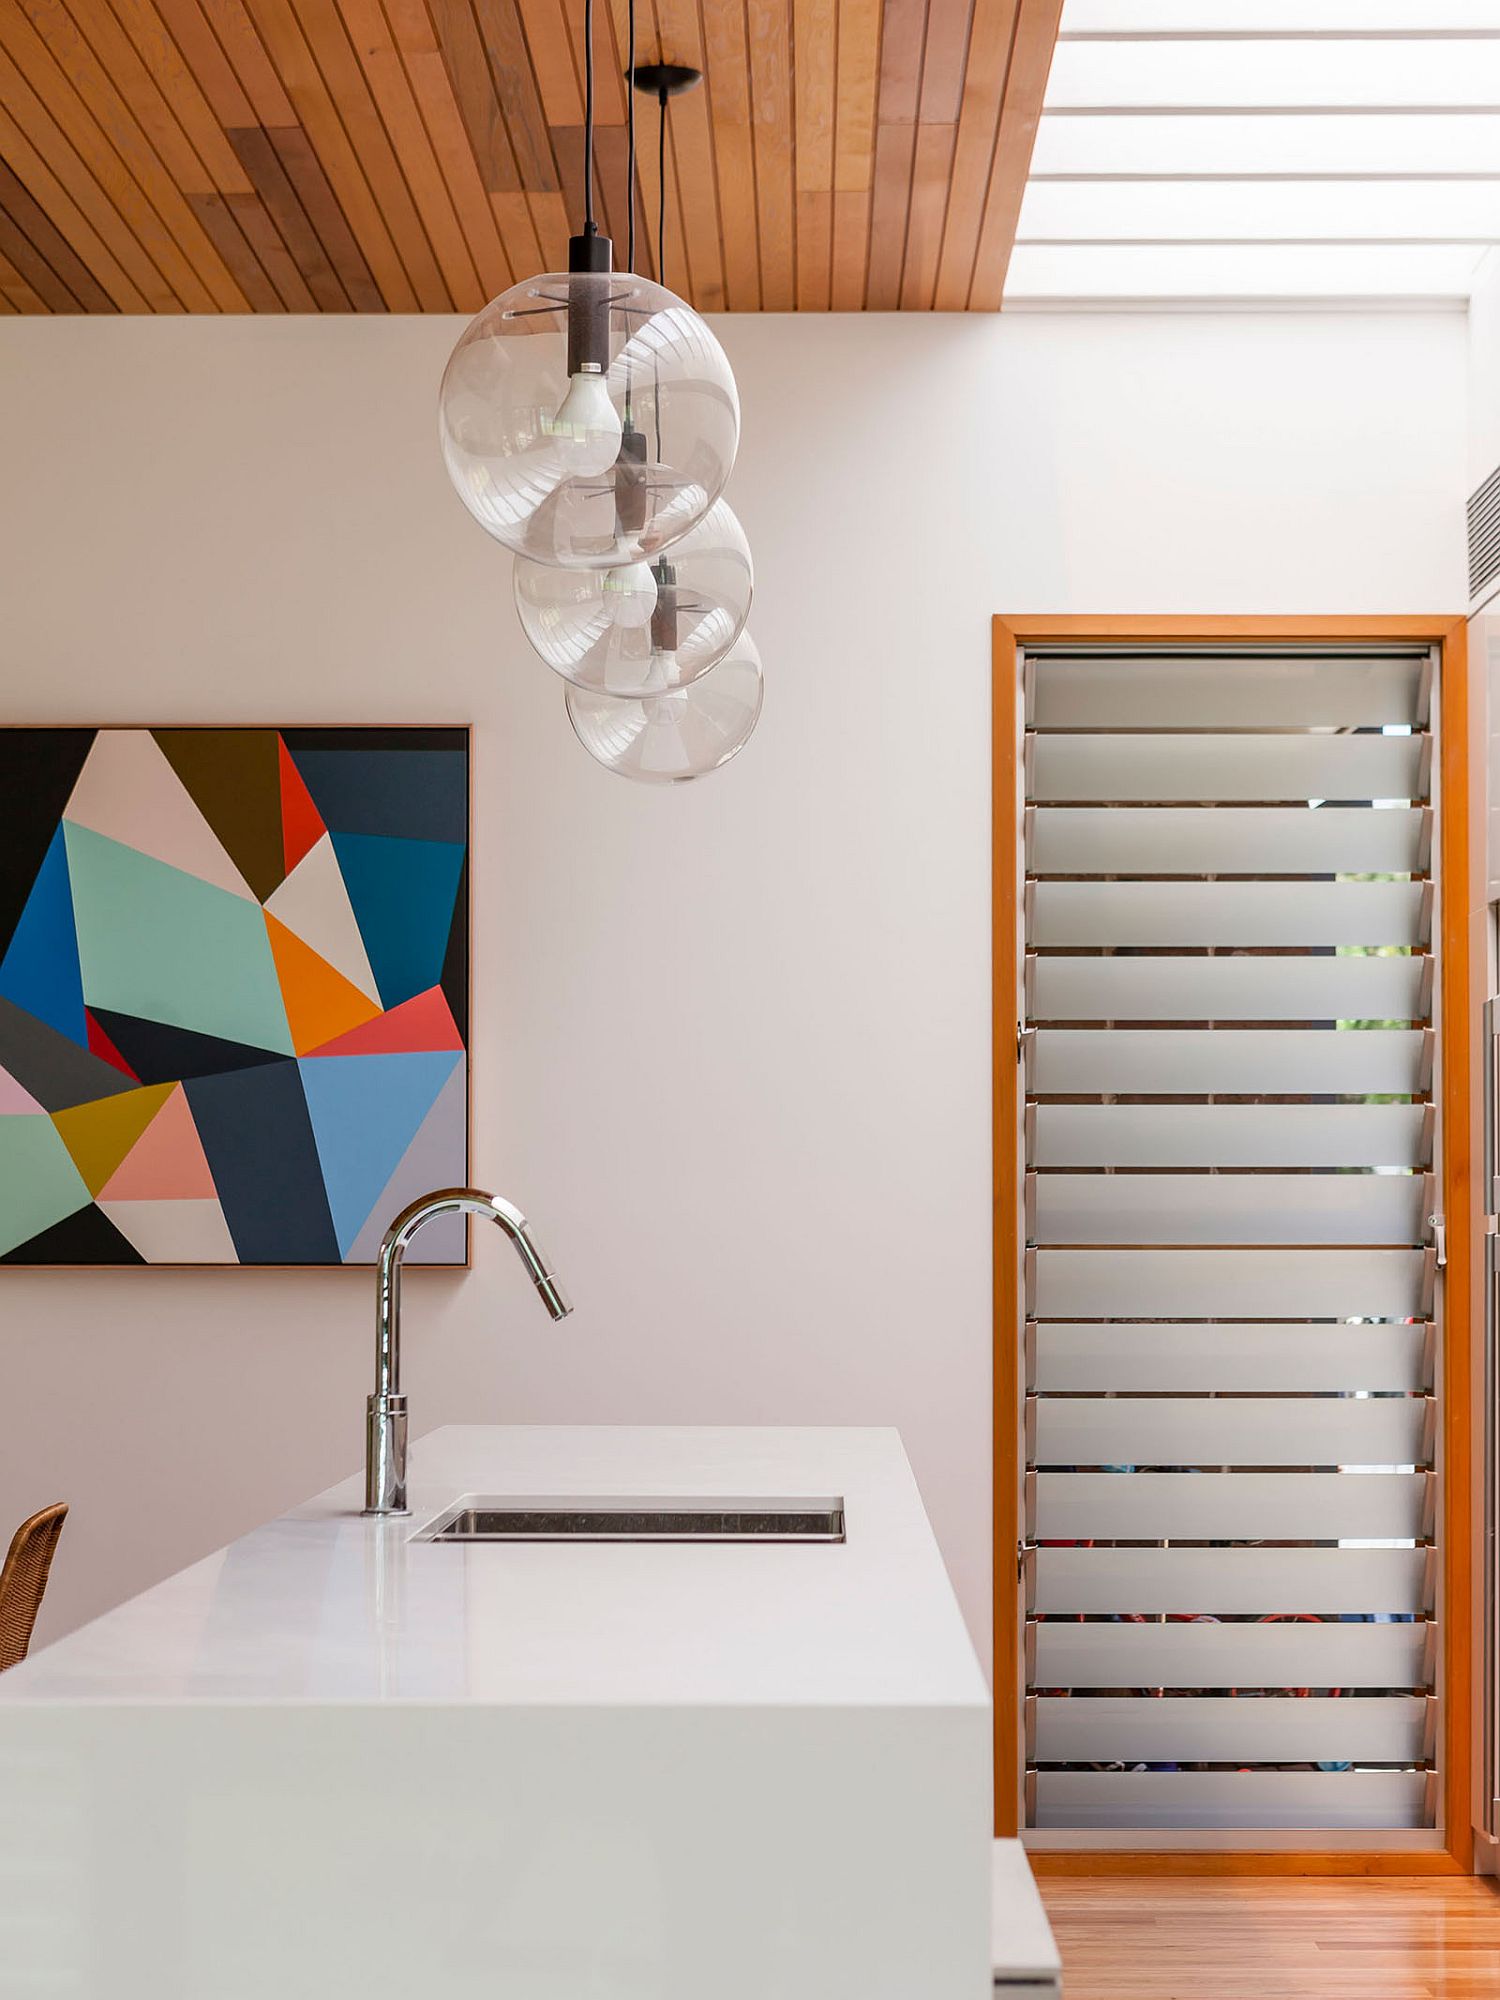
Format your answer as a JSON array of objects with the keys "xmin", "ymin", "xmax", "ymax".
[
  {"xmin": 565, "ymin": 55, "xmax": 763, "ymax": 782},
  {"xmin": 513, "ymin": 497, "xmax": 753, "ymax": 696},
  {"xmin": 567, "ymin": 633, "xmax": 764, "ymax": 783},
  {"xmin": 436, "ymin": 0, "xmax": 739, "ymax": 571}
]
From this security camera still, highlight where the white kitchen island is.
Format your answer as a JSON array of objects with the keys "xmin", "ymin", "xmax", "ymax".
[{"xmin": 0, "ymin": 1425, "xmax": 994, "ymax": 1999}]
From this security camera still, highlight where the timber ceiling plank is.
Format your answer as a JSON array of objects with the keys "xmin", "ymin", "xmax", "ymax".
[
  {"xmin": 652, "ymin": 0, "xmax": 722, "ymax": 306},
  {"xmin": 0, "ymin": 0, "xmax": 1062, "ymax": 310},
  {"xmin": 2, "ymin": 0, "xmax": 234, "ymax": 306},
  {"xmin": 932, "ymin": 0, "xmax": 1015, "ymax": 308},
  {"xmin": 0, "ymin": 147, "xmax": 113, "ymax": 300},
  {"xmin": 228, "ymin": 120, "xmax": 344, "ymax": 303},
  {"xmin": 865, "ymin": 0, "xmax": 923, "ymax": 309},
  {"xmin": 793, "ymin": 0, "xmax": 833, "ymax": 309},
  {"xmin": 968, "ymin": 0, "xmax": 1059, "ymax": 308},
  {"xmin": 240, "ymin": 0, "xmax": 419, "ymax": 306},
  {"xmin": 0, "ymin": 190, "xmax": 79, "ymax": 302},
  {"xmin": 282, "ymin": 0, "xmax": 453, "ymax": 308},
  {"xmin": 0, "ymin": 234, "xmax": 46, "ymax": 303},
  {"xmin": 383, "ymin": 0, "xmax": 513, "ymax": 296},
  {"xmin": 0, "ymin": 92, "xmax": 147, "ymax": 304},
  {"xmin": 0, "ymin": 34, "xmax": 182, "ymax": 307},
  {"xmin": 747, "ymin": 0, "xmax": 793, "ymax": 308},
  {"xmin": 332, "ymin": 0, "xmax": 483, "ymax": 309},
  {"xmin": 828, "ymin": 0, "xmax": 877, "ymax": 307},
  {"xmin": 698, "ymin": 0, "xmax": 757, "ymax": 306}
]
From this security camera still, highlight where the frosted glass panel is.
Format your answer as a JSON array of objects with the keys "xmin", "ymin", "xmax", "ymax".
[
  {"xmin": 1029, "ymin": 655, "xmax": 1425, "ymax": 728},
  {"xmin": 1032, "ymin": 1771, "xmax": 1429, "ymax": 1832},
  {"xmin": 1032, "ymin": 1618, "xmax": 1429, "ymax": 1690},
  {"xmin": 1031, "ymin": 1393, "xmax": 1430, "ymax": 1466},
  {"xmin": 1032, "ymin": 1470, "xmax": 1429, "ymax": 1541},
  {"xmin": 1029, "ymin": 1171, "xmax": 1427, "ymax": 1245},
  {"xmin": 1030, "ymin": 1545, "xmax": 1430, "ymax": 1617},
  {"xmin": 1029, "ymin": 881, "xmax": 1427, "ymax": 948},
  {"xmin": 1030, "ymin": 1247, "xmax": 1430, "ymax": 1319},
  {"xmin": 1029, "ymin": 806, "xmax": 1429, "ymax": 876},
  {"xmin": 1028, "ymin": 953, "xmax": 1428, "ymax": 1022},
  {"xmin": 1030, "ymin": 1104, "xmax": 1430, "ymax": 1169},
  {"xmin": 1033, "ymin": 1696, "xmax": 1427, "ymax": 1766},
  {"xmin": 1029, "ymin": 731, "xmax": 1424, "ymax": 801},
  {"xmin": 1031, "ymin": 1321, "xmax": 1432, "ymax": 1394},
  {"xmin": 1030, "ymin": 1028, "xmax": 1428, "ymax": 1095}
]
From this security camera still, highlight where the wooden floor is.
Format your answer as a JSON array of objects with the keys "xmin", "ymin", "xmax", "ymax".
[{"xmin": 1037, "ymin": 1875, "xmax": 1500, "ymax": 2000}]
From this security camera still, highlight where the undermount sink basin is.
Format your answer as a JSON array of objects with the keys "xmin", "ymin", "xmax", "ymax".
[{"xmin": 413, "ymin": 1495, "xmax": 847, "ymax": 1543}]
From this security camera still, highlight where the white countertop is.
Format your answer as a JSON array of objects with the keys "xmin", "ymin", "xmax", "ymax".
[{"xmin": 3, "ymin": 1423, "xmax": 988, "ymax": 1710}]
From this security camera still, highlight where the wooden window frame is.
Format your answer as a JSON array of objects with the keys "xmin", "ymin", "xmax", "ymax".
[{"xmin": 993, "ymin": 614, "xmax": 1478, "ymax": 1877}]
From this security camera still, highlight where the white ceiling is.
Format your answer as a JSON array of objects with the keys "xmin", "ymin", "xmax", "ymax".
[{"xmin": 1007, "ymin": 0, "xmax": 1500, "ymax": 305}]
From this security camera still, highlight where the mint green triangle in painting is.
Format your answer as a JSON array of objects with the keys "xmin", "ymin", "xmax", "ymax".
[
  {"xmin": 63, "ymin": 825, "xmax": 293, "ymax": 1057},
  {"xmin": 0, "ymin": 1114, "xmax": 91, "ymax": 1257}
]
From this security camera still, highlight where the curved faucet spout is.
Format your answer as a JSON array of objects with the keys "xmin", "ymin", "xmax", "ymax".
[{"xmin": 365, "ymin": 1187, "xmax": 572, "ymax": 1517}]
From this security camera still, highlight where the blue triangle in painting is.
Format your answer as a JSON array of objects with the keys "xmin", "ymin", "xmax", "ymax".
[
  {"xmin": 0, "ymin": 826, "xmax": 86, "ymax": 1048},
  {"xmin": 330, "ymin": 832, "xmax": 465, "ymax": 1013},
  {"xmin": 298, "ymin": 1051, "xmax": 462, "ymax": 1258}
]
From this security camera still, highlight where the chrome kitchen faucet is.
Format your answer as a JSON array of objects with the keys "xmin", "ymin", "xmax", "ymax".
[{"xmin": 364, "ymin": 1188, "xmax": 572, "ymax": 1516}]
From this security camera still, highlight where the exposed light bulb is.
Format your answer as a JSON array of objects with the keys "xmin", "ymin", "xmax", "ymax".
[
  {"xmin": 544, "ymin": 365, "xmax": 622, "ymax": 477},
  {"xmin": 602, "ymin": 561, "xmax": 658, "ymax": 629}
]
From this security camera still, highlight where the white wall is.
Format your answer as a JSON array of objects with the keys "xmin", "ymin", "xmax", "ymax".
[{"xmin": 0, "ymin": 308, "xmax": 1467, "ymax": 1664}]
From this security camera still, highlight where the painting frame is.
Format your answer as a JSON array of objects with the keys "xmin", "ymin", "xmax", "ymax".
[{"xmin": 0, "ymin": 723, "xmax": 472, "ymax": 1271}]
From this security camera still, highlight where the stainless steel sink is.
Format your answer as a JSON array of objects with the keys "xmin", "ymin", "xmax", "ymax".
[{"xmin": 413, "ymin": 1495, "xmax": 846, "ymax": 1543}]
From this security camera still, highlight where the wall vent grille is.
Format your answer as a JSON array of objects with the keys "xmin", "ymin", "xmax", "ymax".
[{"xmin": 1468, "ymin": 462, "xmax": 1500, "ymax": 603}]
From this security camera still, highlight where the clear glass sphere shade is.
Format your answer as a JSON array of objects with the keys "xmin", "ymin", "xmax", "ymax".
[
  {"xmin": 566, "ymin": 634, "xmax": 764, "ymax": 783},
  {"xmin": 439, "ymin": 271, "xmax": 740, "ymax": 567},
  {"xmin": 514, "ymin": 500, "xmax": 754, "ymax": 696}
]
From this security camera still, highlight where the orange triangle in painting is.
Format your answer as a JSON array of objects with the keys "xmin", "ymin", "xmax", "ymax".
[
  {"xmin": 265, "ymin": 910, "xmax": 381, "ymax": 1056},
  {"xmin": 279, "ymin": 737, "xmax": 324, "ymax": 876},
  {"xmin": 307, "ymin": 985, "xmax": 464, "ymax": 1058},
  {"xmin": 99, "ymin": 1085, "xmax": 217, "ymax": 1202}
]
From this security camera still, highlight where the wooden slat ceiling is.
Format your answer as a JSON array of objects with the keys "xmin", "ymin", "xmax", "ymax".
[{"xmin": 0, "ymin": 0, "xmax": 1061, "ymax": 313}]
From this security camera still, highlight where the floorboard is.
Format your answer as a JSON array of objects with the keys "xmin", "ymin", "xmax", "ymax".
[{"xmin": 1037, "ymin": 1874, "xmax": 1500, "ymax": 2000}]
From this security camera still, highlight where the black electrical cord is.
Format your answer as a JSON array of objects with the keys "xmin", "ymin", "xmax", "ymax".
[
  {"xmin": 583, "ymin": 0, "xmax": 596, "ymax": 235},
  {"xmin": 657, "ymin": 85, "xmax": 668, "ymax": 286},
  {"xmin": 654, "ymin": 84, "xmax": 666, "ymax": 458},
  {"xmin": 626, "ymin": 0, "xmax": 636, "ymax": 271}
]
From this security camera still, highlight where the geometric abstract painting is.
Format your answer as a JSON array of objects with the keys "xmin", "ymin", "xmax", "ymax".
[{"xmin": 0, "ymin": 728, "xmax": 469, "ymax": 1266}]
